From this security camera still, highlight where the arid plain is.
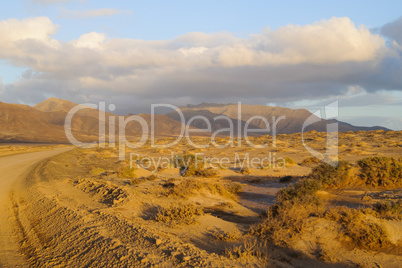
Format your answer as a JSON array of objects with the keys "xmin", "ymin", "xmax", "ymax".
[{"xmin": 0, "ymin": 129, "xmax": 401, "ymax": 267}]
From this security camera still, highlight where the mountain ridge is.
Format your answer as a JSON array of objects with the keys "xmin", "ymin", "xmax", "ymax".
[{"xmin": 0, "ymin": 98, "xmax": 391, "ymax": 143}]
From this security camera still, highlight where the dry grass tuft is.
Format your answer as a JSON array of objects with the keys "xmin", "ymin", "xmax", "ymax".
[
  {"xmin": 118, "ymin": 165, "xmax": 136, "ymax": 178},
  {"xmin": 155, "ymin": 203, "xmax": 204, "ymax": 226},
  {"xmin": 212, "ymin": 229, "xmax": 241, "ymax": 241}
]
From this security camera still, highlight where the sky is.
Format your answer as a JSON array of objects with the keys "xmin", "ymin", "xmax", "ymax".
[{"xmin": 0, "ymin": 0, "xmax": 402, "ymax": 130}]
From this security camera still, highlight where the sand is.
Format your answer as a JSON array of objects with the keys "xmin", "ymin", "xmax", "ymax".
[
  {"xmin": 0, "ymin": 147, "xmax": 72, "ymax": 267},
  {"xmin": 0, "ymin": 130, "xmax": 401, "ymax": 267}
]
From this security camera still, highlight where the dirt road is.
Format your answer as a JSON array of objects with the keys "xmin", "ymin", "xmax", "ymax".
[{"xmin": 0, "ymin": 147, "xmax": 72, "ymax": 267}]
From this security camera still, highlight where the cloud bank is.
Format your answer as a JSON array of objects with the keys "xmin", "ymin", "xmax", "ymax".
[{"xmin": 0, "ymin": 16, "xmax": 401, "ymax": 118}]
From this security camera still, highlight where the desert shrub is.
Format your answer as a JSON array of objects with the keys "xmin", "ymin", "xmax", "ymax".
[
  {"xmin": 323, "ymin": 207, "xmax": 390, "ymax": 250},
  {"xmin": 162, "ymin": 179, "xmax": 203, "ymax": 198},
  {"xmin": 162, "ymin": 179, "xmax": 176, "ymax": 188},
  {"xmin": 301, "ymin": 156, "xmax": 321, "ymax": 165},
  {"xmin": 175, "ymin": 154, "xmax": 218, "ymax": 177},
  {"xmin": 195, "ymin": 167, "xmax": 218, "ymax": 178},
  {"xmin": 279, "ymin": 176, "xmax": 293, "ymax": 183},
  {"xmin": 225, "ymin": 238, "xmax": 259, "ymax": 259},
  {"xmin": 207, "ymin": 182, "xmax": 243, "ymax": 200},
  {"xmin": 162, "ymin": 181, "xmax": 175, "ymax": 188},
  {"xmin": 277, "ymin": 178, "xmax": 322, "ymax": 204},
  {"xmin": 118, "ymin": 165, "xmax": 136, "ymax": 178},
  {"xmin": 310, "ymin": 161, "xmax": 352, "ymax": 188},
  {"xmin": 373, "ymin": 200, "xmax": 402, "ymax": 220},
  {"xmin": 212, "ymin": 229, "xmax": 241, "ymax": 241},
  {"xmin": 155, "ymin": 203, "xmax": 203, "ymax": 226},
  {"xmin": 175, "ymin": 154, "xmax": 204, "ymax": 176},
  {"xmin": 343, "ymin": 218, "xmax": 388, "ymax": 250},
  {"xmin": 225, "ymin": 182, "xmax": 243, "ymax": 194},
  {"xmin": 358, "ymin": 157, "xmax": 402, "ymax": 187},
  {"xmin": 239, "ymin": 168, "xmax": 250, "ymax": 175},
  {"xmin": 277, "ymin": 162, "xmax": 353, "ymax": 203},
  {"xmin": 146, "ymin": 174, "xmax": 159, "ymax": 181},
  {"xmin": 250, "ymin": 201, "xmax": 322, "ymax": 245},
  {"xmin": 130, "ymin": 178, "xmax": 143, "ymax": 185}
]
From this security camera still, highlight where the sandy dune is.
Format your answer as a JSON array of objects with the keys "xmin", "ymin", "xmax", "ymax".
[{"xmin": 0, "ymin": 147, "xmax": 72, "ymax": 267}]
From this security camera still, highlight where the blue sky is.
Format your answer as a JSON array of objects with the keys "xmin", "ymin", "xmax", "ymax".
[
  {"xmin": 0, "ymin": 0, "xmax": 402, "ymax": 130},
  {"xmin": 0, "ymin": 1, "xmax": 398, "ymax": 42}
]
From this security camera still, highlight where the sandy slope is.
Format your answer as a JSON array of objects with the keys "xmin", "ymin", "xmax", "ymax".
[{"xmin": 0, "ymin": 147, "xmax": 72, "ymax": 267}]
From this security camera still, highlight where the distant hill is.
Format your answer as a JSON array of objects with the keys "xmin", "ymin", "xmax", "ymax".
[
  {"xmin": 0, "ymin": 102, "xmax": 68, "ymax": 143},
  {"xmin": 166, "ymin": 103, "xmax": 390, "ymax": 135},
  {"xmin": 0, "ymin": 98, "xmax": 207, "ymax": 143},
  {"xmin": 0, "ymin": 98, "xmax": 390, "ymax": 143}
]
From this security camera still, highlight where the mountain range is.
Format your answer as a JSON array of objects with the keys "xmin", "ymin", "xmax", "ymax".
[{"xmin": 0, "ymin": 98, "xmax": 389, "ymax": 143}]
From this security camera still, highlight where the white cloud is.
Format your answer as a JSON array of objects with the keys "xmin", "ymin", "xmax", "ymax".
[
  {"xmin": 0, "ymin": 16, "xmax": 387, "ymax": 73},
  {"xmin": 218, "ymin": 17, "xmax": 386, "ymax": 66},
  {"xmin": 71, "ymin": 32, "xmax": 106, "ymax": 50},
  {"xmin": 0, "ymin": 17, "xmax": 58, "ymax": 47},
  {"xmin": 59, "ymin": 8, "xmax": 130, "ymax": 19},
  {"xmin": 0, "ymin": 16, "xmax": 401, "ymax": 119}
]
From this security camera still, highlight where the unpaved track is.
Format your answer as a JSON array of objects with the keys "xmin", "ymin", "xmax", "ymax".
[{"xmin": 0, "ymin": 147, "xmax": 72, "ymax": 268}]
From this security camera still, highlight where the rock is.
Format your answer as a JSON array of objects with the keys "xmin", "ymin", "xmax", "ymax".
[{"xmin": 155, "ymin": 239, "xmax": 163, "ymax": 246}]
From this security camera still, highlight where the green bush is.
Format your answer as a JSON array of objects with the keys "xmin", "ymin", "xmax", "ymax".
[
  {"xmin": 118, "ymin": 166, "xmax": 136, "ymax": 178},
  {"xmin": 310, "ymin": 161, "xmax": 352, "ymax": 188},
  {"xmin": 277, "ymin": 178, "xmax": 322, "ymax": 204},
  {"xmin": 358, "ymin": 157, "xmax": 402, "ymax": 186},
  {"xmin": 176, "ymin": 154, "xmax": 203, "ymax": 175},
  {"xmin": 175, "ymin": 154, "xmax": 217, "ymax": 177}
]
